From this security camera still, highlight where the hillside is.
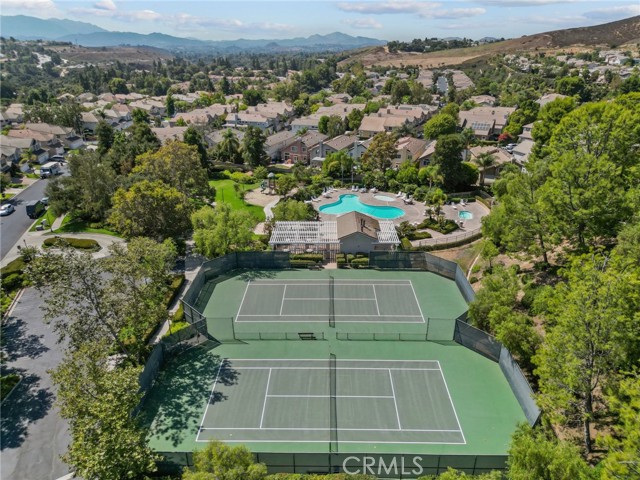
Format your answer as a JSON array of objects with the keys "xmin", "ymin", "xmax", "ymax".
[
  {"xmin": 340, "ymin": 15, "xmax": 640, "ymax": 68},
  {"xmin": 46, "ymin": 44, "xmax": 173, "ymax": 64},
  {"xmin": 0, "ymin": 15, "xmax": 106, "ymax": 40}
]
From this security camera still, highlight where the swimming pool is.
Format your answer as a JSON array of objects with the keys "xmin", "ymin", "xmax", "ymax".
[
  {"xmin": 319, "ymin": 194, "xmax": 405, "ymax": 219},
  {"xmin": 458, "ymin": 210, "xmax": 473, "ymax": 220}
]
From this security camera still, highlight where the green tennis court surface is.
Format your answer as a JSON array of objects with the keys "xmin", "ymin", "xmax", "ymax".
[
  {"xmin": 236, "ymin": 279, "xmax": 425, "ymax": 323},
  {"xmin": 197, "ymin": 359, "xmax": 463, "ymax": 445}
]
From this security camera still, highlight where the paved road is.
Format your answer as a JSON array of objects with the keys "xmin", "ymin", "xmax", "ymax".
[
  {"xmin": 0, "ymin": 288, "xmax": 70, "ymax": 480},
  {"xmin": 0, "ymin": 179, "xmax": 49, "ymax": 261}
]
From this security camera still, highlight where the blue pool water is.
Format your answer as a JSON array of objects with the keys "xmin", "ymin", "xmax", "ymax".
[
  {"xmin": 458, "ymin": 210, "xmax": 473, "ymax": 220},
  {"xmin": 319, "ymin": 194, "xmax": 405, "ymax": 219}
]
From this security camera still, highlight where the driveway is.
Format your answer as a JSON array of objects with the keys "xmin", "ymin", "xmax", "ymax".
[{"xmin": 1, "ymin": 288, "xmax": 70, "ymax": 480}]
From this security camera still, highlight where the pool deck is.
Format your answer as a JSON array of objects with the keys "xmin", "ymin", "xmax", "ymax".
[{"xmin": 315, "ymin": 189, "xmax": 489, "ymax": 238}]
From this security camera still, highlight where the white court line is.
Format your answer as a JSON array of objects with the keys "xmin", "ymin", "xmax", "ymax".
[
  {"xmin": 436, "ymin": 361, "xmax": 467, "ymax": 445},
  {"xmin": 388, "ymin": 369, "xmax": 402, "ymax": 430},
  {"xmin": 227, "ymin": 358, "xmax": 441, "ymax": 363},
  {"xmin": 195, "ymin": 362, "xmax": 224, "ymax": 441},
  {"xmin": 279, "ymin": 285, "xmax": 287, "ymax": 316},
  {"xmin": 248, "ymin": 280, "xmax": 412, "ymax": 285},
  {"xmin": 372, "ymin": 285, "xmax": 381, "ymax": 316},
  {"xmin": 229, "ymin": 367, "xmax": 440, "ymax": 371},
  {"xmin": 235, "ymin": 280, "xmax": 251, "ymax": 319},
  {"xmin": 408, "ymin": 280, "xmax": 427, "ymax": 323},
  {"xmin": 236, "ymin": 314, "xmax": 423, "ymax": 317},
  {"xmin": 266, "ymin": 394, "xmax": 395, "ymax": 399},
  {"xmin": 259, "ymin": 368, "xmax": 272, "ymax": 429},
  {"xmin": 197, "ymin": 439, "xmax": 466, "ymax": 445},
  {"xmin": 281, "ymin": 298, "xmax": 376, "ymax": 301},
  {"xmin": 200, "ymin": 427, "xmax": 461, "ymax": 432}
]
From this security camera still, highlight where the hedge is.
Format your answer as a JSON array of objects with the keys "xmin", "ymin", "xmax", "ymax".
[
  {"xmin": 417, "ymin": 218, "xmax": 459, "ymax": 234},
  {"xmin": 406, "ymin": 231, "xmax": 432, "ymax": 241},
  {"xmin": 164, "ymin": 274, "xmax": 186, "ymax": 308},
  {"xmin": 290, "ymin": 259, "xmax": 318, "ymax": 268},
  {"xmin": 291, "ymin": 253, "xmax": 323, "ymax": 263},
  {"xmin": 42, "ymin": 237, "xmax": 101, "ymax": 251},
  {"xmin": 412, "ymin": 231, "xmax": 483, "ymax": 251},
  {"xmin": 350, "ymin": 257, "xmax": 370, "ymax": 268},
  {"xmin": 400, "ymin": 237, "xmax": 413, "ymax": 250},
  {"xmin": 0, "ymin": 258, "xmax": 25, "ymax": 279},
  {"xmin": 475, "ymin": 195, "xmax": 492, "ymax": 209}
]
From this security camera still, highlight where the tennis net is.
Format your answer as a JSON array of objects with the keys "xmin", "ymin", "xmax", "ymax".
[
  {"xmin": 328, "ymin": 275, "xmax": 335, "ymax": 328},
  {"xmin": 329, "ymin": 353, "xmax": 338, "ymax": 452}
]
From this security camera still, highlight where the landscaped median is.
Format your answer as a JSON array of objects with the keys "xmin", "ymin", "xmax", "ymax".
[{"xmin": 42, "ymin": 236, "xmax": 102, "ymax": 251}]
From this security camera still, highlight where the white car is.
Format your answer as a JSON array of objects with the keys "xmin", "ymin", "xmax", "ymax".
[{"xmin": 0, "ymin": 204, "xmax": 15, "ymax": 216}]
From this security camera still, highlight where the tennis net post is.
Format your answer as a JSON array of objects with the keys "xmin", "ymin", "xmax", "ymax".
[
  {"xmin": 329, "ymin": 353, "xmax": 338, "ymax": 453},
  {"xmin": 328, "ymin": 275, "xmax": 335, "ymax": 328}
]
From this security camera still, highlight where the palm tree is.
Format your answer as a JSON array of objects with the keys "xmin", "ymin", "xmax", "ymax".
[
  {"xmin": 474, "ymin": 152, "xmax": 496, "ymax": 186},
  {"xmin": 218, "ymin": 129, "xmax": 241, "ymax": 164}
]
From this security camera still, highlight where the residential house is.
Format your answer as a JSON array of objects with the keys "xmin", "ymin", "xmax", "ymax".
[
  {"xmin": 151, "ymin": 126, "xmax": 188, "ymax": 144},
  {"xmin": 173, "ymin": 111, "xmax": 216, "ymax": 126},
  {"xmin": 512, "ymin": 139, "xmax": 534, "ymax": 167},
  {"xmin": 245, "ymin": 102, "xmax": 295, "ymax": 131},
  {"xmin": 2, "ymin": 136, "xmax": 48, "ymax": 165},
  {"xmin": 81, "ymin": 112, "xmax": 101, "ymax": 133},
  {"xmin": 468, "ymin": 146, "xmax": 513, "ymax": 183},
  {"xmin": 281, "ymin": 131, "xmax": 328, "ymax": 164},
  {"xmin": 25, "ymin": 123, "xmax": 83, "ymax": 149},
  {"xmin": 3, "ymin": 104, "xmax": 24, "ymax": 124},
  {"xmin": 226, "ymin": 112, "xmax": 273, "ymax": 131},
  {"xmin": 458, "ymin": 106, "xmax": 516, "ymax": 140},
  {"xmin": 205, "ymin": 128, "xmax": 245, "ymax": 148},
  {"xmin": 315, "ymin": 104, "xmax": 367, "ymax": 119},
  {"xmin": 416, "ymin": 140, "xmax": 437, "ymax": 168},
  {"xmin": 337, "ymin": 211, "xmax": 399, "ymax": 254},
  {"xmin": 326, "ymin": 93, "xmax": 352, "ymax": 104},
  {"xmin": 358, "ymin": 115, "xmax": 410, "ymax": 139},
  {"xmin": 1, "ymin": 144, "xmax": 21, "ymax": 172},
  {"xmin": 291, "ymin": 116, "xmax": 321, "ymax": 133},
  {"xmin": 535, "ymin": 93, "xmax": 567, "ymax": 107},
  {"xmin": 519, "ymin": 122, "xmax": 535, "ymax": 142},
  {"xmin": 7, "ymin": 128, "xmax": 65, "ymax": 157},
  {"xmin": 265, "ymin": 130, "xmax": 298, "ymax": 161},
  {"xmin": 470, "ymin": 95, "xmax": 496, "ymax": 107},
  {"xmin": 312, "ymin": 134, "xmax": 359, "ymax": 159},
  {"xmin": 392, "ymin": 136, "xmax": 429, "ymax": 169},
  {"xmin": 129, "ymin": 98, "xmax": 166, "ymax": 117}
]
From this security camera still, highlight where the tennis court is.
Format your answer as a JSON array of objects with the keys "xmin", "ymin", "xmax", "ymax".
[
  {"xmin": 197, "ymin": 358, "xmax": 464, "ymax": 445},
  {"xmin": 236, "ymin": 279, "xmax": 425, "ymax": 323}
]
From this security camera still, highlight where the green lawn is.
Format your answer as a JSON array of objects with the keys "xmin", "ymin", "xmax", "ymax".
[
  {"xmin": 52, "ymin": 215, "xmax": 121, "ymax": 237},
  {"xmin": 28, "ymin": 209, "xmax": 58, "ymax": 232},
  {"xmin": 209, "ymin": 179, "xmax": 265, "ymax": 222}
]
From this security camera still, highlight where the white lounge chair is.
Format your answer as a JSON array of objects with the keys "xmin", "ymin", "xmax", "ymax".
[{"xmin": 396, "ymin": 191, "xmax": 402, "ymax": 197}]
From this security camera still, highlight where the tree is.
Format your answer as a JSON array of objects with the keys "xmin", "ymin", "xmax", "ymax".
[
  {"xmin": 534, "ymin": 254, "xmax": 639, "ymax": 452},
  {"xmin": 599, "ymin": 372, "xmax": 640, "ymax": 480},
  {"xmin": 322, "ymin": 151, "xmax": 353, "ymax": 180},
  {"xmin": 530, "ymin": 97, "xmax": 576, "ymax": 160},
  {"xmin": 431, "ymin": 134, "xmax": 464, "ymax": 191},
  {"xmin": 242, "ymin": 126, "xmax": 267, "ymax": 167},
  {"xmin": 418, "ymin": 165, "xmax": 442, "ymax": 189},
  {"xmin": 217, "ymin": 129, "xmax": 242, "ymax": 164},
  {"xmin": 474, "ymin": 152, "xmax": 496, "ymax": 186},
  {"xmin": 52, "ymin": 341, "xmax": 158, "ymax": 480},
  {"xmin": 108, "ymin": 77, "xmax": 129, "ymax": 94},
  {"xmin": 165, "ymin": 92, "xmax": 175, "ymax": 117},
  {"xmin": 182, "ymin": 441, "xmax": 267, "ymax": 480},
  {"xmin": 46, "ymin": 150, "xmax": 117, "ymax": 222},
  {"xmin": 555, "ymin": 76, "xmax": 586, "ymax": 99},
  {"xmin": 347, "ymin": 108, "xmax": 364, "ymax": 130},
  {"xmin": 360, "ymin": 132, "xmax": 396, "ymax": 173},
  {"xmin": 133, "ymin": 141, "xmax": 211, "ymax": 198},
  {"xmin": 183, "ymin": 125, "xmax": 209, "ymax": 168},
  {"xmin": 95, "ymin": 120, "xmax": 114, "ymax": 156},
  {"xmin": 27, "ymin": 238, "xmax": 176, "ymax": 364},
  {"xmin": 423, "ymin": 113, "xmax": 457, "ymax": 140},
  {"xmin": 479, "ymin": 239, "xmax": 499, "ymax": 269},
  {"xmin": 275, "ymin": 174, "xmax": 298, "ymax": 196},
  {"xmin": 507, "ymin": 424, "xmax": 592, "ymax": 480},
  {"xmin": 539, "ymin": 101, "xmax": 639, "ymax": 248},
  {"xmin": 326, "ymin": 115, "xmax": 346, "ymax": 138},
  {"xmin": 110, "ymin": 180, "xmax": 192, "ymax": 241},
  {"xmin": 318, "ymin": 115, "xmax": 329, "ymax": 134},
  {"xmin": 242, "ymin": 89, "xmax": 264, "ymax": 107},
  {"xmin": 396, "ymin": 160, "xmax": 418, "ymax": 185},
  {"xmin": 440, "ymin": 102, "xmax": 460, "ymax": 121},
  {"xmin": 191, "ymin": 204, "xmax": 255, "ymax": 258}
]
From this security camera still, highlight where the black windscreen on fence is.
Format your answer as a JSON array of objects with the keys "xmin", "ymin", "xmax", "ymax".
[
  {"xmin": 453, "ymin": 319, "xmax": 501, "ymax": 362},
  {"xmin": 499, "ymin": 346, "xmax": 541, "ymax": 426}
]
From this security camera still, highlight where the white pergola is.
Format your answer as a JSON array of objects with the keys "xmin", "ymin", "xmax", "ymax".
[
  {"xmin": 376, "ymin": 221, "xmax": 400, "ymax": 245},
  {"xmin": 269, "ymin": 221, "xmax": 341, "ymax": 257}
]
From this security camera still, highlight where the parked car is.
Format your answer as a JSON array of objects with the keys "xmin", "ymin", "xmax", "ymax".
[
  {"xmin": 40, "ymin": 196, "xmax": 49, "ymax": 206},
  {"xmin": 0, "ymin": 204, "xmax": 15, "ymax": 216},
  {"xmin": 25, "ymin": 200, "xmax": 45, "ymax": 219}
]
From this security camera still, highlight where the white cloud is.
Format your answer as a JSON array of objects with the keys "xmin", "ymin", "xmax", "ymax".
[
  {"xmin": 69, "ymin": 6, "xmax": 162, "ymax": 22},
  {"xmin": 336, "ymin": 1, "xmax": 440, "ymax": 15},
  {"xmin": 342, "ymin": 17, "xmax": 384, "ymax": 29},
  {"xmin": 94, "ymin": 0, "xmax": 116, "ymax": 12},
  {"xmin": 2, "ymin": 0, "xmax": 61, "ymax": 16},
  {"xmin": 473, "ymin": 0, "xmax": 578, "ymax": 5},
  {"xmin": 172, "ymin": 14, "xmax": 292, "ymax": 34},
  {"xmin": 429, "ymin": 8, "xmax": 486, "ymax": 19},
  {"xmin": 583, "ymin": 4, "xmax": 640, "ymax": 20}
]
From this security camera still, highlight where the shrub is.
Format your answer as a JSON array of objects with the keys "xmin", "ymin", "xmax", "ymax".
[
  {"xmin": 406, "ymin": 231, "xmax": 432, "ymax": 241},
  {"xmin": 290, "ymin": 259, "xmax": 317, "ymax": 268},
  {"xmin": 42, "ymin": 237, "xmax": 101, "ymax": 251},
  {"xmin": 173, "ymin": 303, "xmax": 185, "ymax": 323},
  {"xmin": 470, "ymin": 276, "xmax": 479, "ymax": 284},
  {"xmin": 291, "ymin": 253, "xmax": 323, "ymax": 263},
  {"xmin": 0, "ymin": 257, "xmax": 25, "ymax": 278},
  {"xmin": 164, "ymin": 274, "xmax": 186, "ymax": 308},
  {"xmin": 2, "ymin": 273, "xmax": 24, "ymax": 291},
  {"xmin": 346, "ymin": 254, "xmax": 355, "ymax": 263},
  {"xmin": 400, "ymin": 237, "xmax": 413, "ymax": 250},
  {"xmin": 350, "ymin": 257, "xmax": 370, "ymax": 268}
]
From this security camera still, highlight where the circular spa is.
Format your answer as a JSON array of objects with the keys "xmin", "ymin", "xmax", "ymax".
[
  {"xmin": 373, "ymin": 194, "xmax": 396, "ymax": 202},
  {"xmin": 319, "ymin": 194, "xmax": 405, "ymax": 219},
  {"xmin": 458, "ymin": 210, "xmax": 473, "ymax": 220}
]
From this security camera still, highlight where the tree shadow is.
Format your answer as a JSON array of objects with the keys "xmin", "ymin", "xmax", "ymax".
[
  {"xmin": 1, "ymin": 316, "xmax": 50, "ymax": 362},
  {"xmin": 0, "ymin": 369, "xmax": 55, "ymax": 450},
  {"xmin": 139, "ymin": 343, "xmax": 239, "ymax": 448},
  {"xmin": 237, "ymin": 269, "xmax": 278, "ymax": 281}
]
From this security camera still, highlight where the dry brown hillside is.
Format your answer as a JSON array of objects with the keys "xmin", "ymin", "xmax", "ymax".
[
  {"xmin": 340, "ymin": 15, "xmax": 640, "ymax": 68},
  {"xmin": 47, "ymin": 44, "xmax": 173, "ymax": 65}
]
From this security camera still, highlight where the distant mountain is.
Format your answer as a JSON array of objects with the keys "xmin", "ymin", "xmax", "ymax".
[
  {"xmin": 0, "ymin": 15, "xmax": 107, "ymax": 40},
  {"xmin": 0, "ymin": 15, "xmax": 385, "ymax": 53}
]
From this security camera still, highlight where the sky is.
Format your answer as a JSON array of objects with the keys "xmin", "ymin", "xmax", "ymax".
[{"xmin": 2, "ymin": 0, "xmax": 639, "ymax": 41}]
